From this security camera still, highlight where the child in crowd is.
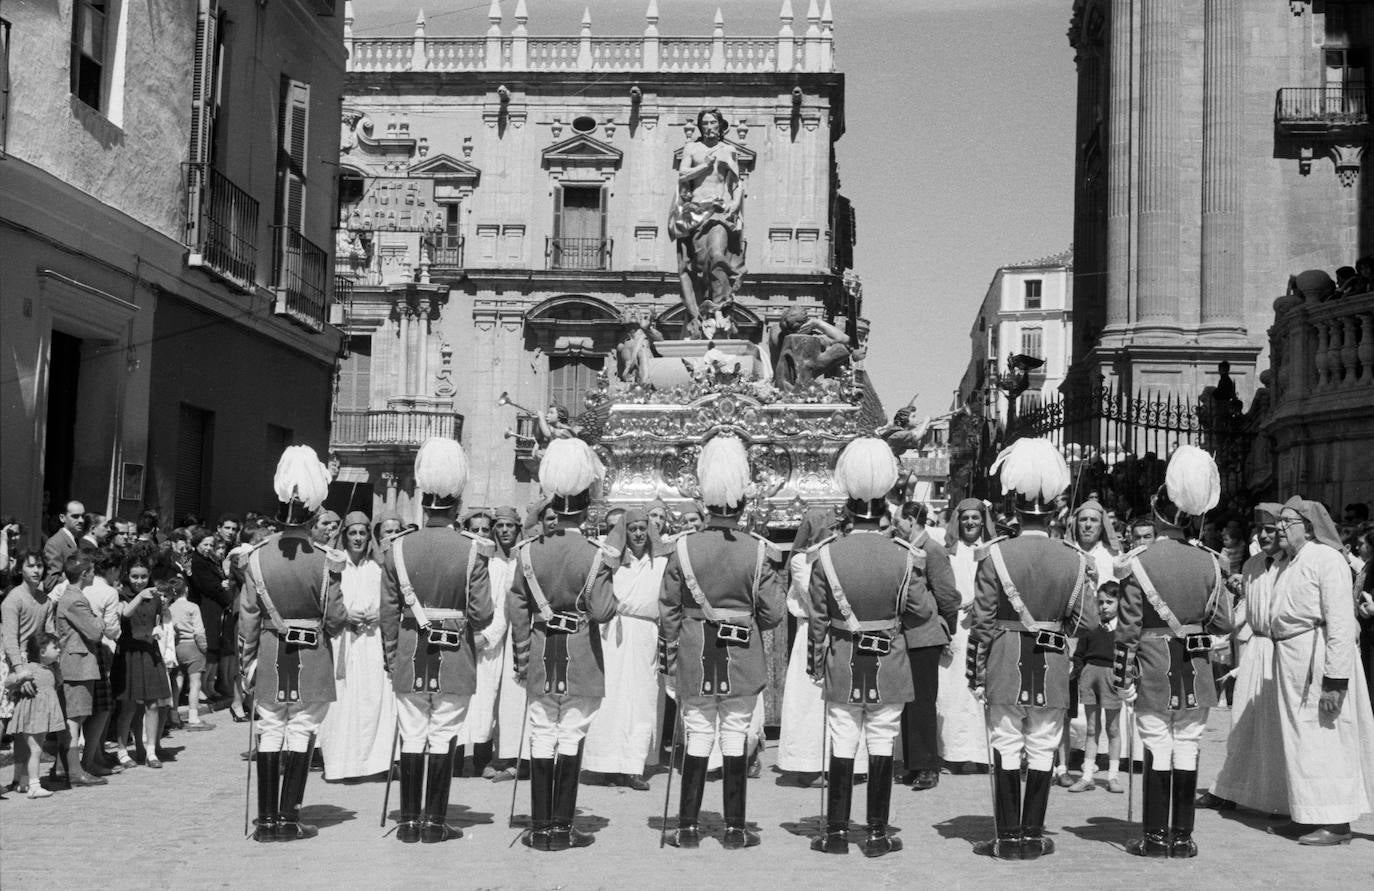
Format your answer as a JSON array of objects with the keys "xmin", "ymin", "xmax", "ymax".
[
  {"xmin": 5, "ymin": 633, "xmax": 66, "ymax": 798},
  {"xmin": 1069, "ymin": 581, "xmax": 1124, "ymax": 793},
  {"xmin": 167, "ymin": 577, "xmax": 212, "ymax": 730},
  {"xmin": 156, "ymin": 580, "xmax": 181, "ymax": 730}
]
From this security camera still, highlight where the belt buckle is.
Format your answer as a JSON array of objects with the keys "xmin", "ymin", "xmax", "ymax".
[
  {"xmin": 1184, "ymin": 633, "xmax": 1213, "ymax": 655},
  {"xmin": 856, "ymin": 631, "xmax": 891, "ymax": 655},
  {"xmin": 717, "ymin": 622, "xmax": 751, "ymax": 645},
  {"xmin": 1034, "ymin": 629, "xmax": 1067, "ymax": 653},
  {"xmin": 284, "ymin": 627, "xmax": 319, "ymax": 647},
  {"xmin": 426, "ymin": 626, "xmax": 463, "ymax": 649},
  {"xmin": 547, "ymin": 612, "xmax": 581, "ymax": 634}
]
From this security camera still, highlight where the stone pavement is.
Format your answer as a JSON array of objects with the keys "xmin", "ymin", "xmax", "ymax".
[{"xmin": 1, "ymin": 711, "xmax": 1371, "ymax": 890}]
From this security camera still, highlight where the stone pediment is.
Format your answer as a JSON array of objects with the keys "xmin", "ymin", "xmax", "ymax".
[
  {"xmin": 541, "ymin": 134, "xmax": 624, "ymax": 170},
  {"xmin": 672, "ymin": 139, "xmax": 756, "ymax": 174},
  {"xmin": 408, "ymin": 154, "xmax": 481, "ymax": 187}
]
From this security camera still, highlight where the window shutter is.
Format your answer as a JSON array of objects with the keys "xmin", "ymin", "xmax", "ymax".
[
  {"xmin": 189, "ymin": 0, "xmax": 219, "ymax": 167},
  {"xmin": 599, "ymin": 184, "xmax": 609, "ymax": 263},
  {"xmin": 278, "ymin": 79, "xmax": 310, "ymax": 231}
]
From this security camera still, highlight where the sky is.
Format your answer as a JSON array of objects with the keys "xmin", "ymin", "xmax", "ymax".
[{"xmin": 348, "ymin": 0, "xmax": 1078, "ymax": 419}]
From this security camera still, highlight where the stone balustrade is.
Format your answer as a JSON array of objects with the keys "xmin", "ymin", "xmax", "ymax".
[
  {"xmin": 1269, "ymin": 288, "xmax": 1374, "ymax": 408},
  {"xmin": 343, "ymin": 0, "xmax": 835, "ymax": 74}
]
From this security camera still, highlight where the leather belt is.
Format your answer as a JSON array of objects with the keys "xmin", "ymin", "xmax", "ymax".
[
  {"xmin": 829, "ymin": 619, "xmax": 899, "ymax": 633},
  {"xmin": 685, "ymin": 608, "xmax": 752, "ymax": 623},
  {"xmin": 995, "ymin": 619, "xmax": 1060, "ymax": 633},
  {"xmin": 1141, "ymin": 623, "xmax": 1203, "ymax": 639}
]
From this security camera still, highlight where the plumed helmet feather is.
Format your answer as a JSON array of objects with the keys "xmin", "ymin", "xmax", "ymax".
[
  {"xmin": 414, "ymin": 437, "xmax": 469, "ymax": 500},
  {"xmin": 989, "ymin": 437, "xmax": 1070, "ymax": 503},
  {"xmin": 538, "ymin": 437, "xmax": 600, "ymax": 498},
  {"xmin": 273, "ymin": 445, "xmax": 332, "ymax": 511},
  {"xmin": 696, "ymin": 434, "xmax": 751, "ymax": 509},
  {"xmin": 1164, "ymin": 444, "xmax": 1220, "ymax": 517},
  {"xmin": 834, "ymin": 436, "xmax": 899, "ymax": 501}
]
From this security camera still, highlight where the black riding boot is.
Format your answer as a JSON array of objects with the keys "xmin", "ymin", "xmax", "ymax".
[
  {"xmin": 973, "ymin": 751, "xmax": 1022, "ymax": 859},
  {"xmin": 523, "ymin": 757, "xmax": 556, "ymax": 851},
  {"xmin": 471, "ymin": 741, "xmax": 494, "ymax": 776},
  {"xmin": 721, "ymin": 755, "xmax": 760, "ymax": 849},
  {"xmin": 861, "ymin": 755, "xmax": 902, "ymax": 858},
  {"xmin": 449, "ymin": 744, "xmax": 466, "ymax": 778},
  {"xmin": 1170, "ymin": 768, "xmax": 1199, "ymax": 858},
  {"xmin": 422, "ymin": 741, "xmax": 461, "ymax": 843},
  {"xmin": 252, "ymin": 751, "xmax": 281, "ymax": 843},
  {"xmin": 550, "ymin": 750, "xmax": 595, "ymax": 850},
  {"xmin": 1020, "ymin": 769, "xmax": 1055, "ymax": 859},
  {"xmin": 397, "ymin": 752, "xmax": 425, "ymax": 843},
  {"xmin": 811, "ymin": 756, "xmax": 854, "ymax": 854},
  {"xmin": 668, "ymin": 755, "xmax": 709, "ymax": 848},
  {"xmin": 1127, "ymin": 751, "xmax": 1172, "ymax": 858},
  {"xmin": 276, "ymin": 750, "xmax": 319, "ymax": 841}
]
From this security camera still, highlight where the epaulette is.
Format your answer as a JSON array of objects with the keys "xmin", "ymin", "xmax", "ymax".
[
  {"xmin": 891, "ymin": 537, "xmax": 919, "ymax": 554},
  {"xmin": 319, "ymin": 544, "xmax": 348, "ymax": 571},
  {"xmin": 1186, "ymin": 538, "xmax": 1225, "ymax": 559},
  {"xmin": 748, "ymin": 531, "xmax": 783, "ymax": 561},
  {"xmin": 803, "ymin": 533, "xmax": 838, "ymax": 556},
  {"xmin": 974, "ymin": 536, "xmax": 1008, "ymax": 562},
  {"xmin": 233, "ymin": 535, "xmax": 275, "ymax": 567},
  {"xmin": 391, "ymin": 526, "xmax": 418, "ymax": 542},
  {"xmin": 1112, "ymin": 546, "xmax": 1146, "ymax": 580},
  {"xmin": 460, "ymin": 530, "xmax": 495, "ymax": 558}
]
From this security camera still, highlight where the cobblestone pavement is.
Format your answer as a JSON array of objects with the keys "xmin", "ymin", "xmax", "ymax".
[{"xmin": 2, "ymin": 710, "xmax": 1371, "ymax": 890}]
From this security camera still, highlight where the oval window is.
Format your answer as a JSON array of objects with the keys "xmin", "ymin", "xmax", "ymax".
[{"xmin": 571, "ymin": 115, "xmax": 597, "ymax": 134}]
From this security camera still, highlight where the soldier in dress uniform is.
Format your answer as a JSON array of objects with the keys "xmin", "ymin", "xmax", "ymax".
[
  {"xmin": 239, "ymin": 445, "xmax": 348, "ymax": 842},
  {"xmin": 808, "ymin": 437, "xmax": 937, "ymax": 857},
  {"xmin": 379, "ymin": 437, "xmax": 494, "ymax": 844},
  {"xmin": 508, "ymin": 437, "xmax": 618, "ymax": 851},
  {"xmin": 660, "ymin": 433, "xmax": 787, "ymax": 849},
  {"xmin": 1113, "ymin": 445, "xmax": 1231, "ymax": 858},
  {"xmin": 968, "ymin": 437, "xmax": 1098, "ymax": 860}
]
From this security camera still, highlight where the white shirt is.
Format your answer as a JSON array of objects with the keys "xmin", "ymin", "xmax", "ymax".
[{"xmin": 83, "ymin": 577, "xmax": 123, "ymax": 654}]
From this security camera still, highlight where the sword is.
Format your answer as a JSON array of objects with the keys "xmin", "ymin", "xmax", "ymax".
[
  {"xmin": 508, "ymin": 679, "xmax": 532, "ymax": 830},
  {"xmin": 379, "ymin": 719, "xmax": 400, "ymax": 828},
  {"xmin": 982, "ymin": 700, "xmax": 999, "ymax": 846},
  {"xmin": 658, "ymin": 694, "xmax": 681, "ymax": 848},
  {"xmin": 243, "ymin": 704, "xmax": 256, "ymax": 838},
  {"xmin": 817, "ymin": 699, "xmax": 829, "ymax": 838},
  {"xmin": 1125, "ymin": 703, "xmax": 1136, "ymax": 825}
]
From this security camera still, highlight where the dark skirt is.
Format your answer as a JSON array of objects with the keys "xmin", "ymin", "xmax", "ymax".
[
  {"xmin": 114, "ymin": 638, "xmax": 172, "ymax": 703},
  {"xmin": 93, "ymin": 648, "xmax": 115, "ymax": 713}
]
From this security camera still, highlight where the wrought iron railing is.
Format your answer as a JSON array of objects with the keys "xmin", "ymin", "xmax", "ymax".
[
  {"xmin": 272, "ymin": 225, "xmax": 329, "ymax": 332},
  {"xmin": 547, "ymin": 237, "xmax": 611, "ymax": 271},
  {"xmin": 512, "ymin": 412, "xmax": 539, "ymax": 460},
  {"xmin": 185, "ymin": 163, "xmax": 259, "ymax": 288},
  {"xmin": 331, "ymin": 408, "xmax": 462, "ymax": 448},
  {"xmin": 430, "ymin": 235, "xmax": 464, "ymax": 270},
  {"xmin": 1274, "ymin": 86, "xmax": 1368, "ymax": 126}
]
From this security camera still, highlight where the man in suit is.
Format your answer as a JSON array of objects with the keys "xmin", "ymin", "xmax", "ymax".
[
  {"xmin": 809, "ymin": 437, "xmax": 937, "ymax": 857},
  {"xmin": 53, "ymin": 554, "xmax": 109, "ymax": 787},
  {"xmin": 661, "ymin": 433, "xmax": 787, "ymax": 850},
  {"xmin": 380, "ymin": 438, "xmax": 494, "ymax": 844},
  {"xmin": 239, "ymin": 445, "xmax": 348, "ymax": 842},
  {"xmin": 79, "ymin": 513, "xmax": 109, "ymax": 553},
  {"xmin": 43, "ymin": 500, "xmax": 84, "ymax": 591},
  {"xmin": 897, "ymin": 502, "xmax": 961, "ymax": 791},
  {"xmin": 508, "ymin": 437, "xmax": 618, "ymax": 851},
  {"xmin": 968, "ymin": 437, "xmax": 1097, "ymax": 860},
  {"xmin": 1115, "ymin": 447, "xmax": 1231, "ymax": 858}
]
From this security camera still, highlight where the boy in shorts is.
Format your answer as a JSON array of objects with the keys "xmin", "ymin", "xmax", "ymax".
[{"xmin": 1069, "ymin": 581, "xmax": 1124, "ymax": 793}]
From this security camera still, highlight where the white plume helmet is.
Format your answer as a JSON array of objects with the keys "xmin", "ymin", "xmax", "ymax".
[
  {"xmin": 273, "ymin": 445, "xmax": 332, "ymax": 513},
  {"xmin": 539, "ymin": 437, "xmax": 601, "ymax": 498},
  {"xmin": 696, "ymin": 433, "xmax": 751, "ymax": 512},
  {"xmin": 990, "ymin": 437, "xmax": 1071, "ymax": 506},
  {"xmin": 1164, "ymin": 444, "xmax": 1220, "ymax": 517},
  {"xmin": 414, "ymin": 437, "xmax": 469, "ymax": 507},
  {"xmin": 835, "ymin": 436, "xmax": 899, "ymax": 501}
]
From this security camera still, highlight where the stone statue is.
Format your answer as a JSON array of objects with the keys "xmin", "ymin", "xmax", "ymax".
[{"xmin": 669, "ymin": 108, "xmax": 745, "ymax": 339}]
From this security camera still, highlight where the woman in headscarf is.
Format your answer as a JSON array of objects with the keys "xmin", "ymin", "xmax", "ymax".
[
  {"xmin": 1268, "ymin": 497, "xmax": 1374, "ymax": 845},
  {"xmin": 937, "ymin": 498, "xmax": 997, "ymax": 771},
  {"xmin": 777, "ymin": 509, "xmax": 868, "ymax": 783},
  {"xmin": 372, "ymin": 512, "xmax": 404, "ymax": 555},
  {"xmin": 582, "ymin": 507, "xmax": 669, "ymax": 789},
  {"xmin": 319, "ymin": 511, "xmax": 396, "ymax": 780},
  {"xmin": 1199, "ymin": 504, "xmax": 1290, "ymax": 814},
  {"xmin": 487, "ymin": 507, "xmax": 528, "ymax": 779},
  {"xmin": 1069, "ymin": 499, "xmax": 1121, "ymax": 593}
]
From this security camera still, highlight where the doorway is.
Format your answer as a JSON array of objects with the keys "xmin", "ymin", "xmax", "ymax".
[{"xmin": 42, "ymin": 330, "xmax": 82, "ymax": 526}]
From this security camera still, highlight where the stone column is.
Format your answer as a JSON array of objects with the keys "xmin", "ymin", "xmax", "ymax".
[
  {"xmin": 1136, "ymin": 0, "xmax": 1180, "ymax": 326},
  {"xmin": 1105, "ymin": 0, "xmax": 1133, "ymax": 331},
  {"xmin": 1200, "ymin": 0, "xmax": 1244, "ymax": 333}
]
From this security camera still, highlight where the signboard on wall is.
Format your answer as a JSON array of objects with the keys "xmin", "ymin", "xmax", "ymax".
[{"xmin": 343, "ymin": 177, "xmax": 441, "ymax": 233}]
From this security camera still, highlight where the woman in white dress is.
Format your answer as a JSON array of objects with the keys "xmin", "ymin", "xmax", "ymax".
[
  {"xmin": 320, "ymin": 512, "xmax": 397, "ymax": 780},
  {"xmin": 936, "ymin": 499, "xmax": 995, "ymax": 770},
  {"xmin": 583, "ymin": 508, "xmax": 669, "ymax": 789}
]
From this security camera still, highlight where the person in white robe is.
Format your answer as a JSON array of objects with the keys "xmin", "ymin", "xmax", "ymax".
[
  {"xmin": 320, "ymin": 512, "xmax": 398, "ymax": 780},
  {"xmin": 1200, "ymin": 504, "xmax": 1289, "ymax": 814},
  {"xmin": 583, "ymin": 508, "xmax": 668, "ymax": 789},
  {"xmin": 936, "ymin": 499, "xmax": 993, "ymax": 769},
  {"xmin": 1267, "ymin": 497, "xmax": 1374, "ymax": 846},
  {"xmin": 1062, "ymin": 499, "xmax": 1122, "ymax": 786},
  {"xmin": 487, "ymin": 508, "xmax": 530, "ymax": 780},
  {"xmin": 455, "ymin": 510, "xmax": 511, "ymax": 777}
]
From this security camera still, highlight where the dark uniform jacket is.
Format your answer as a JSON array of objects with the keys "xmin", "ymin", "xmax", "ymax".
[
  {"xmin": 238, "ymin": 532, "xmax": 347, "ymax": 704},
  {"xmin": 1114, "ymin": 536, "xmax": 1231, "ymax": 712},
  {"xmin": 900, "ymin": 528, "xmax": 961, "ymax": 650},
  {"xmin": 380, "ymin": 520, "xmax": 494, "ymax": 697},
  {"xmin": 507, "ymin": 527, "xmax": 617, "ymax": 698},
  {"xmin": 969, "ymin": 532, "xmax": 1097, "ymax": 709},
  {"xmin": 808, "ymin": 530, "xmax": 936, "ymax": 706},
  {"xmin": 659, "ymin": 524, "xmax": 787, "ymax": 699}
]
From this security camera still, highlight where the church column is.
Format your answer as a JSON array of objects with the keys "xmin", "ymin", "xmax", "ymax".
[
  {"xmin": 1136, "ymin": 0, "xmax": 1180, "ymax": 327},
  {"xmin": 1200, "ymin": 0, "xmax": 1244, "ymax": 334},
  {"xmin": 1105, "ymin": 0, "xmax": 1133, "ymax": 331}
]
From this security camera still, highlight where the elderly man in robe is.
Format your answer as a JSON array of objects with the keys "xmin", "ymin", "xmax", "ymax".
[{"xmin": 1267, "ymin": 497, "xmax": 1374, "ymax": 846}]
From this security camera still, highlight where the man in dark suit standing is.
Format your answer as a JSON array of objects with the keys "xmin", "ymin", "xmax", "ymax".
[{"xmin": 43, "ymin": 500, "xmax": 84, "ymax": 591}]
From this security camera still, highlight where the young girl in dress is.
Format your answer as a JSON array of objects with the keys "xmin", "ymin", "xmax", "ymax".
[
  {"xmin": 5, "ymin": 633, "xmax": 66, "ymax": 798},
  {"xmin": 111, "ymin": 548, "xmax": 174, "ymax": 768}
]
